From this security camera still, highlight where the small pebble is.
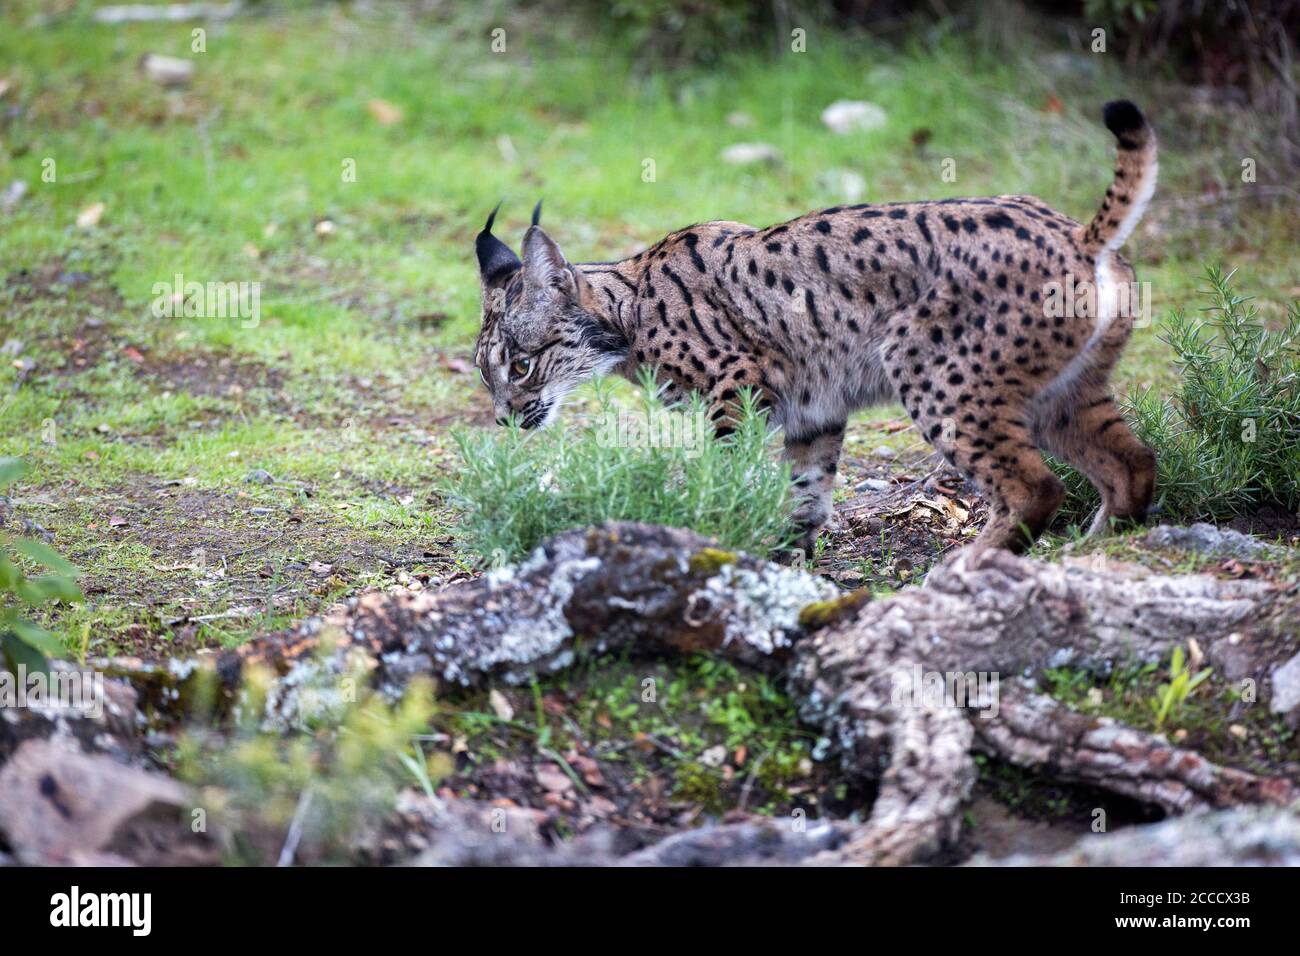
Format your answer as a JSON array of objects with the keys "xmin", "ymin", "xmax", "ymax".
[
  {"xmin": 719, "ymin": 142, "xmax": 781, "ymax": 165},
  {"xmin": 855, "ymin": 478, "xmax": 892, "ymax": 493},
  {"xmin": 834, "ymin": 568, "xmax": 866, "ymax": 588}
]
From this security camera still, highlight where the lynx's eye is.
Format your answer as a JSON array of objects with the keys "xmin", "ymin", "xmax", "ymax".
[{"xmin": 510, "ymin": 357, "xmax": 532, "ymax": 380}]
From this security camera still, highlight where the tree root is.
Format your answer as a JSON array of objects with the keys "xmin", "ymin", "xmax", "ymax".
[
  {"xmin": 973, "ymin": 678, "xmax": 1298, "ymax": 813},
  {"xmin": 72, "ymin": 521, "xmax": 1300, "ymax": 866}
]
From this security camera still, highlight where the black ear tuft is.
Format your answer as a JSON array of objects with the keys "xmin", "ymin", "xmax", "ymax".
[
  {"xmin": 531, "ymin": 199, "xmax": 543, "ymax": 226},
  {"xmin": 484, "ymin": 200, "xmax": 503, "ymax": 232},
  {"xmin": 475, "ymin": 203, "xmax": 521, "ymax": 285}
]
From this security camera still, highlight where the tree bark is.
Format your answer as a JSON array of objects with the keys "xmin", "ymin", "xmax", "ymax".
[{"xmin": 189, "ymin": 521, "xmax": 1299, "ymax": 866}]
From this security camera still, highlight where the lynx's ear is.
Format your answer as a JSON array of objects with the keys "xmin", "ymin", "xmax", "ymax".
[
  {"xmin": 521, "ymin": 219, "xmax": 576, "ymax": 297},
  {"xmin": 475, "ymin": 202, "xmax": 521, "ymax": 289}
]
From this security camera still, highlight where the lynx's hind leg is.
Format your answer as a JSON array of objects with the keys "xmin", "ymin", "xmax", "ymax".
[
  {"xmin": 939, "ymin": 413, "xmax": 1064, "ymax": 556},
  {"xmin": 1035, "ymin": 389, "xmax": 1156, "ymax": 536},
  {"xmin": 890, "ymin": 374, "xmax": 1064, "ymax": 554}
]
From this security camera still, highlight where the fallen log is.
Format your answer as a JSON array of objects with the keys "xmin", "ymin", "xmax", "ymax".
[
  {"xmin": 23, "ymin": 521, "xmax": 1300, "ymax": 866},
  {"xmin": 215, "ymin": 522, "xmax": 1299, "ymax": 865},
  {"xmin": 972, "ymin": 805, "xmax": 1300, "ymax": 867},
  {"xmin": 974, "ymin": 678, "xmax": 1298, "ymax": 812}
]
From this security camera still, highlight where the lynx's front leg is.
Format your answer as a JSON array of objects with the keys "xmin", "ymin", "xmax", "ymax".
[{"xmin": 782, "ymin": 421, "xmax": 845, "ymax": 555}]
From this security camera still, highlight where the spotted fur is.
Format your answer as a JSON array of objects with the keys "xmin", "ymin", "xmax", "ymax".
[{"xmin": 474, "ymin": 100, "xmax": 1159, "ymax": 555}]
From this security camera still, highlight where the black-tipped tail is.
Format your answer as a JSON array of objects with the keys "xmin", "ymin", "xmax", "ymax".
[
  {"xmin": 1102, "ymin": 99, "xmax": 1150, "ymax": 150},
  {"xmin": 1083, "ymin": 100, "xmax": 1157, "ymax": 254}
]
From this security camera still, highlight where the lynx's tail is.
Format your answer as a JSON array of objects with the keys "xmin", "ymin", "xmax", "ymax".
[
  {"xmin": 1037, "ymin": 103, "xmax": 1157, "ymax": 415},
  {"xmin": 1082, "ymin": 100, "xmax": 1157, "ymax": 257}
]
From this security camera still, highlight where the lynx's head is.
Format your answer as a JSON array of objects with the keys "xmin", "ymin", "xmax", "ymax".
[{"xmin": 473, "ymin": 203, "xmax": 628, "ymax": 428}]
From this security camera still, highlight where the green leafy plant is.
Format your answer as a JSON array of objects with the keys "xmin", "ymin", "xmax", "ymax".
[
  {"xmin": 448, "ymin": 374, "xmax": 795, "ymax": 565},
  {"xmin": 1057, "ymin": 267, "xmax": 1300, "ymax": 523},
  {"xmin": 0, "ymin": 458, "xmax": 83, "ymax": 673},
  {"xmin": 1150, "ymin": 645, "xmax": 1213, "ymax": 731},
  {"xmin": 602, "ymin": 0, "xmax": 764, "ymax": 65},
  {"xmin": 177, "ymin": 666, "xmax": 439, "ymax": 866}
]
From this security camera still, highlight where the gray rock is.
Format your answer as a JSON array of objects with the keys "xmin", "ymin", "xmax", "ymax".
[
  {"xmin": 1143, "ymin": 523, "xmax": 1272, "ymax": 560},
  {"xmin": 620, "ymin": 818, "xmax": 855, "ymax": 866},
  {"xmin": 1208, "ymin": 631, "xmax": 1260, "ymax": 683},
  {"xmin": 1270, "ymin": 650, "xmax": 1300, "ymax": 715},
  {"xmin": 139, "ymin": 52, "xmax": 194, "ymax": 89},
  {"xmin": 0, "ymin": 664, "xmax": 142, "ymax": 766},
  {"xmin": 0, "ymin": 738, "xmax": 217, "ymax": 865},
  {"xmin": 405, "ymin": 793, "xmax": 616, "ymax": 866},
  {"xmin": 855, "ymin": 478, "xmax": 893, "ymax": 493}
]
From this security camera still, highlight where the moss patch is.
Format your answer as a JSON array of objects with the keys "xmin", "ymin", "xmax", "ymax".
[
  {"xmin": 688, "ymin": 548, "xmax": 739, "ymax": 576},
  {"xmin": 798, "ymin": 589, "xmax": 872, "ymax": 629}
]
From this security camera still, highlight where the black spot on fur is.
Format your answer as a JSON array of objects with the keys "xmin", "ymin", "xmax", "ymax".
[
  {"xmin": 914, "ymin": 213, "xmax": 932, "ymax": 244},
  {"xmin": 683, "ymin": 232, "xmax": 707, "ymax": 273}
]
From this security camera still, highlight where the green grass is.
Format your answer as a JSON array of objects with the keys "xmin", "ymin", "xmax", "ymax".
[{"xmin": 434, "ymin": 650, "xmax": 831, "ymax": 819}]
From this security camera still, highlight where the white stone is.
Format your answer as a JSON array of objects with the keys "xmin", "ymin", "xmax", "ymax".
[
  {"xmin": 720, "ymin": 142, "xmax": 781, "ymax": 166},
  {"xmin": 856, "ymin": 478, "xmax": 892, "ymax": 493},
  {"xmin": 821, "ymin": 100, "xmax": 887, "ymax": 135}
]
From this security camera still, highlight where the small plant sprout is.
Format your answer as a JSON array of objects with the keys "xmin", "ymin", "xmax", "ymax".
[
  {"xmin": 0, "ymin": 458, "xmax": 83, "ymax": 673},
  {"xmin": 1150, "ymin": 644, "xmax": 1214, "ymax": 731}
]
